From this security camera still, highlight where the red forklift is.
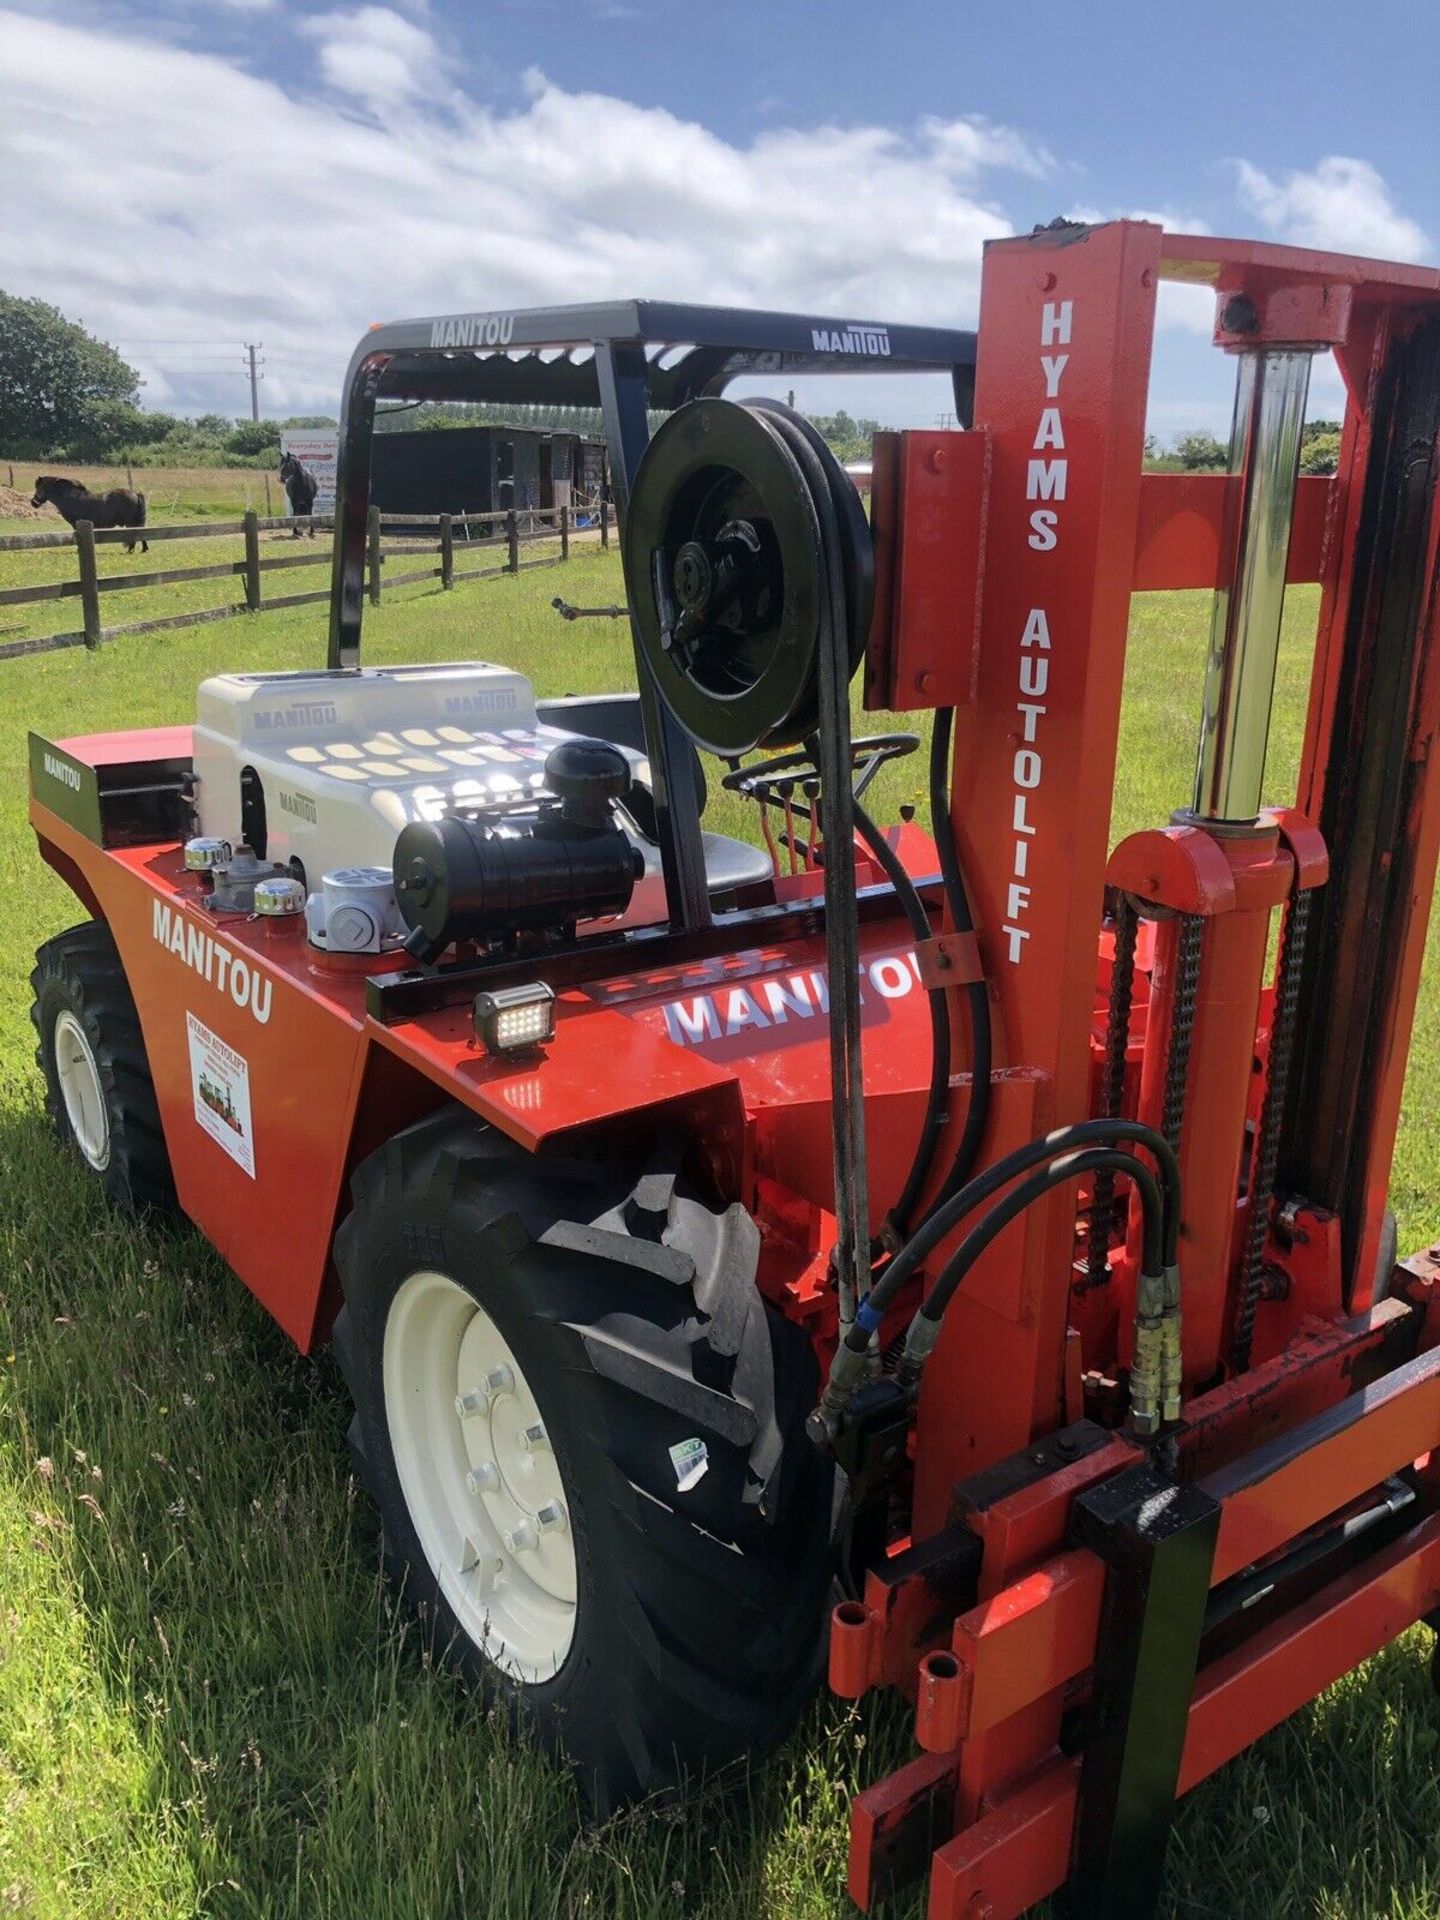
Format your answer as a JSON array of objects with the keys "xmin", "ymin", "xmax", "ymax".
[{"xmin": 27, "ymin": 224, "xmax": 1440, "ymax": 1917}]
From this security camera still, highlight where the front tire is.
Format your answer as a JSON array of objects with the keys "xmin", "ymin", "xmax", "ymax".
[
  {"xmin": 331, "ymin": 1108, "xmax": 835, "ymax": 1811},
  {"xmin": 30, "ymin": 920, "xmax": 175, "ymax": 1214}
]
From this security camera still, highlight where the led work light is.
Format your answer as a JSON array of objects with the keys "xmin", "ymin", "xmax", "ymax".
[{"xmin": 473, "ymin": 982, "xmax": 556, "ymax": 1056}]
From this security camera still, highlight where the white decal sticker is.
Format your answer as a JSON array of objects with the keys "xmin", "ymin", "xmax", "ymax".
[
  {"xmin": 669, "ymin": 1436, "xmax": 709, "ymax": 1492},
  {"xmin": 186, "ymin": 1012, "xmax": 255, "ymax": 1178}
]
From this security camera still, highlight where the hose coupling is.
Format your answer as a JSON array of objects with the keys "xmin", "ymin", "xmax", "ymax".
[
  {"xmin": 1128, "ymin": 1266, "xmax": 1168, "ymax": 1437},
  {"xmin": 1159, "ymin": 1265, "xmax": 1184, "ymax": 1424},
  {"xmin": 893, "ymin": 1312, "xmax": 942, "ymax": 1394},
  {"xmin": 806, "ymin": 1333, "xmax": 873, "ymax": 1447}
]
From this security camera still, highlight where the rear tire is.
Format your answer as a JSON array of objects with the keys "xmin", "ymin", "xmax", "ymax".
[
  {"xmin": 331, "ymin": 1107, "xmax": 835, "ymax": 1811},
  {"xmin": 30, "ymin": 920, "xmax": 176, "ymax": 1214}
]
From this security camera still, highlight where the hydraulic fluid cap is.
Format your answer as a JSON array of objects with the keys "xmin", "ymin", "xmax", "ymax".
[
  {"xmin": 184, "ymin": 836, "xmax": 233, "ymax": 872},
  {"xmin": 253, "ymin": 876, "xmax": 306, "ymax": 917}
]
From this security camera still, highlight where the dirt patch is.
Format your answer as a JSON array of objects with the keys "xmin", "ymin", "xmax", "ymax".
[{"xmin": 0, "ymin": 485, "xmax": 50, "ymax": 522}]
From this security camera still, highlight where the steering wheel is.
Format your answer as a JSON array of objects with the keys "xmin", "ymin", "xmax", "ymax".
[{"xmin": 721, "ymin": 732, "xmax": 920, "ymax": 805}]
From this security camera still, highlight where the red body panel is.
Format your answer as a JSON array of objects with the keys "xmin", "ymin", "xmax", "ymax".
[{"xmin": 33, "ymin": 759, "xmax": 938, "ymax": 1351}]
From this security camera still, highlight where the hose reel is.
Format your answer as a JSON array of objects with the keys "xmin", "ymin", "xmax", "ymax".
[
  {"xmin": 623, "ymin": 398, "xmax": 874, "ymax": 756},
  {"xmin": 627, "ymin": 396, "xmax": 876, "ymax": 1338}
]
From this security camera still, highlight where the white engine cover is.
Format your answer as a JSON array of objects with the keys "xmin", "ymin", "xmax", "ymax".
[
  {"xmin": 192, "ymin": 661, "xmax": 774, "ymax": 935},
  {"xmin": 191, "ymin": 662, "xmax": 671, "ymax": 928},
  {"xmin": 194, "ymin": 661, "xmax": 546, "ymax": 878}
]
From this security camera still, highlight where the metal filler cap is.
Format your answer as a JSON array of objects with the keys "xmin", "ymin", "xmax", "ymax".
[
  {"xmin": 184, "ymin": 836, "xmax": 233, "ymax": 872},
  {"xmin": 253, "ymin": 876, "xmax": 307, "ymax": 918}
]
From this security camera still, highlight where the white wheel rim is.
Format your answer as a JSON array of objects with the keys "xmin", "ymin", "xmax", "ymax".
[
  {"xmin": 383, "ymin": 1269, "xmax": 577, "ymax": 1684},
  {"xmin": 54, "ymin": 1011, "xmax": 110, "ymax": 1171}
]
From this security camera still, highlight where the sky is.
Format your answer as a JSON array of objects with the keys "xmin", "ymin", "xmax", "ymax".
[{"xmin": 4, "ymin": 0, "xmax": 1439, "ymax": 439}]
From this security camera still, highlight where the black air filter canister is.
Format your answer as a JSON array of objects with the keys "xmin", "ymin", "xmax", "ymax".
[{"xmin": 393, "ymin": 814, "xmax": 642, "ymax": 952}]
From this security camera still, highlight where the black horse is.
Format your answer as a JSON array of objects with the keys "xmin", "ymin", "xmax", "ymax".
[
  {"xmin": 279, "ymin": 453, "xmax": 318, "ymax": 537},
  {"xmin": 31, "ymin": 475, "xmax": 148, "ymax": 553}
]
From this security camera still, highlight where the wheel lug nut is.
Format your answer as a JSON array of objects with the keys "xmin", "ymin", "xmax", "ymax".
[
  {"xmin": 522, "ymin": 1422, "xmax": 549, "ymax": 1452},
  {"xmin": 465, "ymin": 1462, "xmax": 500, "ymax": 1495},
  {"xmin": 454, "ymin": 1388, "xmax": 489, "ymax": 1419},
  {"xmin": 536, "ymin": 1500, "xmax": 567, "ymax": 1534},
  {"xmin": 485, "ymin": 1365, "xmax": 514, "ymax": 1396},
  {"xmin": 504, "ymin": 1519, "xmax": 538, "ymax": 1554}
]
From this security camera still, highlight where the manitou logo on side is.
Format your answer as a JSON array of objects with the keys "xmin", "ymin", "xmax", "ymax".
[
  {"xmin": 42, "ymin": 751, "xmax": 82, "ymax": 792},
  {"xmin": 152, "ymin": 900, "xmax": 274, "ymax": 1025},
  {"xmin": 253, "ymin": 702, "xmax": 337, "ymax": 734},
  {"xmin": 1002, "ymin": 296, "xmax": 1073, "ymax": 968},
  {"xmin": 811, "ymin": 324, "xmax": 891, "ymax": 357},
  {"xmin": 662, "ymin": 951, "xmax": 920, "ymax": 1047}
]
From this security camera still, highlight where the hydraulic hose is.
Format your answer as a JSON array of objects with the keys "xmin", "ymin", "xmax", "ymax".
[
  {"xmin": 851, "ymin": 800, "xmax": 951, "ymax": 1240},
  {"xmin": 927, "ymin": 711, "xmax": 992, "ymax": 1209},
  {"xmin": 849, "ymin": 1115, "xmax": 1181, "ymax": 1350},
  {"xmin": 758, "ymin": 404, "xmax": 872, "ymax": 1336},
  {"xmin": 888, "ymin": 1146, "xmax": 1170, "ymax": 1398},
  {"xmin": 809, "ymin": 1115, "xmax": 1184, "ymax": 1442},
  {"xmin": 918, "ymin": 1147, "xmax": 1164, "ymax": 1327}
]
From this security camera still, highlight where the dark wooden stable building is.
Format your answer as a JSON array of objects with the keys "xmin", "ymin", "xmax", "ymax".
[{"xmin": 369, "ymin": 425, "xmax": 608, "ymax": 519}]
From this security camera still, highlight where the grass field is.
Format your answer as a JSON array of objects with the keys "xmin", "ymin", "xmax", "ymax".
[
  {"xmin": 3, "ymin": 548, "xmax": 1440, "ymax": 1919},
  {"xmin": 5, "ymin": 464, "xmax": 284, "ymax": 523}
]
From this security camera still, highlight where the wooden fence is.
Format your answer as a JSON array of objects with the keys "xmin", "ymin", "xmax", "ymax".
[{"xmin": 0, "ymin": 501, "xmax": 608, "ymax": 664}]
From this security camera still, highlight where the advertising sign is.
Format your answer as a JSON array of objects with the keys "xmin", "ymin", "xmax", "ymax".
[{"xmin": 279, "ymin": 429, "xmax": 340, "ymax": 515}]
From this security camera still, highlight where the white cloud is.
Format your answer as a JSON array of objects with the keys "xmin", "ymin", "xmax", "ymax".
[
  {"xmin": 0, "ymin": 10, "xmax": 1047, "ymax": 419},
  {"xmin": 1234, "ymin": 156, "xmax": 1429, "ymax": 262},
  {"xmin": 297, "ymin": 6, "xmax": 444, "ymax": 113}
]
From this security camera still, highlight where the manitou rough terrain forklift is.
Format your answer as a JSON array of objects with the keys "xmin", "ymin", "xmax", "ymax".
[{"xmin": 26, "ymin": 222, "xmax": 1440, "ymax": 1916}]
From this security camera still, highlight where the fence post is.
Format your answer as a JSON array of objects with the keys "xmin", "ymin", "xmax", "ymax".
[
  {"xmin": 367, "ymin": 505, "xmax": 382, "ymax": 606},
  {"xmin": 75, "ymin": 521, "xmax": 101, "ymax": 649},
  {"xmin": 507, "ymin": 510, "xmax": 520, "ymax": 574},
  {"xmin": 600, "ymin": 497, "xmax": 610, "ymax": 548},
  {"xmin": 242, "ymin": 510, "xmax": 262, "ymax": 611},
  {"xmin": 560, "ymin": 503, "xmax": 569, "ymax": 562},
  {"xmin": 440, "ymin": 513, "xmax": 453, "ymax": 589}
]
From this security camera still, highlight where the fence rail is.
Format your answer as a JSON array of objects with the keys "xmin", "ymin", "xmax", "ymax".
[{"xmin": 0, "ymin": 500, "xmax": 609, "ymax": 663}]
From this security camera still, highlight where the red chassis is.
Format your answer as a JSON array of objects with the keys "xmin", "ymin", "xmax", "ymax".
[{"xmin": 28, "ymin": 221, "xmax": 1440, "ymax": 1918}]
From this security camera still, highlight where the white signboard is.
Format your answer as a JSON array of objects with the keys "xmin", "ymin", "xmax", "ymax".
[
  {"xmin": 279, "ymin": 430, "xmax": 339, "ymax": 516},
  {"xmin": 186, "ymin": 1011, "xmax": 255, "ymax": 1178}
]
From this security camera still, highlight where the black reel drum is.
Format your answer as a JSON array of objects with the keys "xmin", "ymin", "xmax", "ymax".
[{"xmin": 623, "ymin": 399, "xmax": 874, "ymax": 756}]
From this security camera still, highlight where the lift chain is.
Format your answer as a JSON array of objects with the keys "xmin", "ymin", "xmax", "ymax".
[
  {"xmin": 1084, "ymin": 897, "xmax": 1140, "ymax": 1288},
  {"xmin": 1231, "ymin": 886, "xmax": 1312, "ymax": 1373},
  {"xmin": 1160, "ymin": 914, "xmax": 1205, "ymax": 1153}
]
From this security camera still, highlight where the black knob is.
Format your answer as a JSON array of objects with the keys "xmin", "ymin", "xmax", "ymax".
[{"xmin": 543, "ymin": 737, "xmax": 631, "ymax": 831}]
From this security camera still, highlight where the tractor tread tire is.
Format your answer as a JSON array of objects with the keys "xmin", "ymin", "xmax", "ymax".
[
  {"xmin": 330, "ymin": 1106, "xmax": 834, "ymax": 1813},
  {"xmin": 30, "ymin": 920, "xmax": 176, "ymax": 1215}
]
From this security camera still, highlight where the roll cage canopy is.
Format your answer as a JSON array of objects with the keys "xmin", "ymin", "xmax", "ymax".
[{"xmin": 327, "ymin": 299, "xmax": 978, "ymax": 933}]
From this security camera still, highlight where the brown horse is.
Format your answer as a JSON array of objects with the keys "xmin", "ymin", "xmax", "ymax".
[{"xmin": 31, "ymin": 475, "xmax": 148, "ymax": 553}]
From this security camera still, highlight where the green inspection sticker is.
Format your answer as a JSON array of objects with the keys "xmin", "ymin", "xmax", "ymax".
[{"xmin": 668, "ymin": 1436, "xmax": 709, "ymax": 1492}]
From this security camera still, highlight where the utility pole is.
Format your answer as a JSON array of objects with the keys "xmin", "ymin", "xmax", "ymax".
[{"xmin": 244, "ymin": 343, "xmax": 264, "ymax": 421}]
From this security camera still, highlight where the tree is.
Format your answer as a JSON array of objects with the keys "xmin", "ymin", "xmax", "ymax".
[
  {"xmin": 224, "ymin": 419, "xmax": 282, "ymax": 456},
  {"xmin": 0, "ymin": 291, "xmax": 141, "ymax": 457},
  {"xmin": 1300, "ymin": 431, "xmax": 1341, "ymax": 476},
  {"xmin": 1174, "ymin": 431, "xmax": 1229, "ymax": 471}
]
